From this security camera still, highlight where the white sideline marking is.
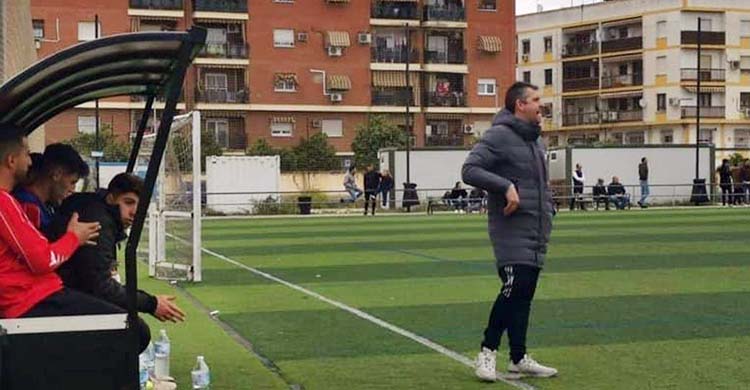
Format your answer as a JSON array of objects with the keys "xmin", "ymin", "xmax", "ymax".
[{"xmin": 198, "ymin": 245, "xmax": 536, "ymax": 390}]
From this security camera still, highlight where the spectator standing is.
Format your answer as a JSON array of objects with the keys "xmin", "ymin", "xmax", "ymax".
[
  {"xmin": 570, "ymin": 163, "xmax": 585, "ymax": 211},
  {"xmin": 717, "ymin": 159, "xmax": 733, "ymax": 206},
  {"xmin": 363, "ymin": 165, "xmax": 381, "ymax": 216},
  {"xmin": 637, "ymin": 157, "xmax": 649, "ymax": 208},
  {"xmin": 378, "ymin": 169, "xmax": 394, "ymax": 208}
]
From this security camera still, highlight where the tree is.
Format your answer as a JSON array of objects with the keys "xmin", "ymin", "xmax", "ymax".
[
  {"xmin": 729, "ymin": 152, "xmax": 748, "ymax": 166},
  {"xmin": 292, "ymin": 133, "xmax": 338, "ymax": 171},
  {"xmin": 351, "ymin": 114, "xmax": 407, "ymax": 169},
  {"xmin": 66, "ymin": 125, "xmax": 130, "ymax": 162}
]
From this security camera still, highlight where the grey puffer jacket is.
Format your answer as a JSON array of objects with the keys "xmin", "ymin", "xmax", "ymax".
[{"xmin": 461, "ymin": 109, "xmax": 555, "ymax": 268}]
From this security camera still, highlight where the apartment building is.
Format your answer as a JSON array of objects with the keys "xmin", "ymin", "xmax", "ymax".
[
  {"xmin": 28, "ymin": 0, "xmax": 515, "ymax": 161},
  {"xmin": 517, "ymin": 0, "xmax": 750, "ymax": 159}
]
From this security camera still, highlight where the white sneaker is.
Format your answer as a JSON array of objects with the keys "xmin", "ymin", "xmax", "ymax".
[
  {"xmin": 508, "ymin": 354, "xmax": 558, "ymax": 378},
  {"xmin": 475, "ymin": 347, "xmax": 497, "ymax": 382}
]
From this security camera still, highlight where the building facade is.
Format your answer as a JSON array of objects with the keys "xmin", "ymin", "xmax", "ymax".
[
  {"xmin": 29, "ymin": 0, "xmax": 515, "ymax": 162},
  {"xmin": 517, "ymin": 0, "xmax": 750, "ymax": 160}
]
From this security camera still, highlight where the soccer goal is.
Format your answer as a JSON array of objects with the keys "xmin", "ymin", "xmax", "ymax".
[{"xmin": 139, "ymin": 111, "xmax": 202, "ymax": 282}]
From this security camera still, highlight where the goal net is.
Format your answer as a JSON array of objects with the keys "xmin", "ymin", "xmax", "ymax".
[{"xmin": 137, "ymin": 111, "xmax": 202, "ymax": 282}]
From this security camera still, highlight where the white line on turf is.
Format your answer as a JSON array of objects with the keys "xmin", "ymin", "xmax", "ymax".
[{"xmin": 197, "ymin": 245, "xmax": 536, "ymax": 390}]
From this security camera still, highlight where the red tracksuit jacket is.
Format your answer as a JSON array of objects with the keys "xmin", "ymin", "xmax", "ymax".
[{"xmin": 0, "ymin": 190, "xmax": 80, "ymax": 318}]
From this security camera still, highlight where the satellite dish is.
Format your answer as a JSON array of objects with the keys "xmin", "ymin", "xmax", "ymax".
[{"xmin": 639, "ymin": 98, "xmax": 647, "ymax": 108}]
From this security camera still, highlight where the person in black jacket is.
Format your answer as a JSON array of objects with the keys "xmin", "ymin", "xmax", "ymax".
[
  {"xmin": 378, "ymin": 169, "xmax": 394, "ymax": 208},
  {"xmin": 51, "ymin": 173, "xmax": 186, "ymax": 352},
  {"xmin": 592, "ymin": 178, "xmax": 609, "ymax": 210},
  {"xmin": 363, "ymin": 165, "xmax": 381, "ymax": 216},
  {"xmin": 717, "ymin": 159, "xmax": 733, "ymax": 206}
]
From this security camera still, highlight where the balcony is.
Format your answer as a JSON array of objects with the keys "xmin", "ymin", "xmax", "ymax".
[
  {"xmin": 425, "ymin": 91, "xmax": 466, "ymax": 107},
  {"xmin": 130, "ymin": 0, "xmax": 183, "ymax": 9},
  {"xmin": 423, "ymin": 5, "xmax": 465, "ymax": 22},
  {"xmin": 193, "ymin": 0, "xmax": 247, "ymax": 13},
  {"xmin": 601, "ymin": 109, "xmax": 643, "ymax": 123},
  {"xmin": 602, "ymin": 73, "xmax": 643, "ymax": 89},
  {"xmin": 563, "ymin": 111, "xmax": 599, "ymax": 127},
  {"xmin": 424, "ymin": 49, "xmax": 466, "ymax": 64},
  {"xmin": 562, "ymin": 42, "xmax": 598, "ymax": 58},
  {"xmin": 602, "ymin": 36, "xmax": 642, "ymax": 53},
  {"xmin": 371, "ymin": 46, "xmax": 419, "ymax": 63},
  {"xmin": 425, "ymin": 134, "xmax": 464, "ymax": 147},
  {"xmin": 371, "ymin": 3, "xmax": 418, "ymax": 20},
  {"xmin": 681, "ymin": 106, "xmax": 725, "ymax": 118},
  {"xmin": 681, "ymin": 31, "xmax": 725, "ymax": 45},
  {"xmin": 372, "ymin": 88, "xmax": 413, "ymax": 106},
  {"xmin": 196, "ymin": 88, "xmax": 248, "ymax": 104},
  {"xmin": 563, "ymin": 77, "xmax": 598, "ymax": 92},
  {"xmin": 199, "ymin": 42, "xmax": 248, "ymax": 58},
  {"xmin": 680, "ymin": 68, "xmax": 725, "ymax": 82}
]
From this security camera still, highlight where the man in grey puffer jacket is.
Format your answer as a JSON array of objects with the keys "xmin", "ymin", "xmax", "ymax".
[{"xmin": 462, "ymin": 82, "xmax": 557, "ymax": 381}]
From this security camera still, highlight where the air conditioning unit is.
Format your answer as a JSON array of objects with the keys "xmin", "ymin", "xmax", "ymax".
[
  {"xmin": 329, "ymin": 93, "xmax": 343, "ymax": 102},
  {"xmin": 668, "ymin": 98, "xmax": 681, "ymax": 107},
  {"xmin": 730, "ymin": 60, "xmax": 741, "ymax": 70},
  {"xmin": 34, "ymin": 40, "xmax": 41, "ymax": 49},
  {"xmin": 311, "ymin": 119, "xmax": 322, "ymax": 128},
  {"xmin": 522, "ymin": 54, "xmax": 529, "ymax": 62},
  {"xmin": 462, "ymin": 124, "xmax": 474, "ymax": 134},
  {"xmin": 357, "ymin": 32, "xmax": 371, "ymax": 44},
  {"xmin": 327, "ymin": 46, "xmax": 343, "ymax": 57},
  {"xmin": 297, "ymin": 32, "xmax": 308, "ymax": 42}
]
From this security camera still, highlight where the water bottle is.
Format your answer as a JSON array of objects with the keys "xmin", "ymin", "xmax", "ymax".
[
  {"xmin": 138, "ymin": 353, "xmax": 149, "ymax": 390},
  {"xmin": 191, "ymin": 356, "xmax": 211, "ymax": 390},
  {"xmin": 143, "ymin": 342, "xmax": 155, "ymax": 377},
  {"xmin": 153, "ymin": 329, "xmax": 171, "ymax": 379}
]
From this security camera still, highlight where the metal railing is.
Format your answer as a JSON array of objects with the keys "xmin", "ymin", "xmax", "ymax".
[
  {"xmin": 601, "ymin": 73, "xmax": 643, "ymax": 88},
  {"xmin": 681, "ymin": 30, "xmax": 725, "ymax": 45},
  {"xmin": 370, "ymin": 46, "xmax": 420, "ymax": 63},
  {"xmin": 425, "ymin": 135, "xmax": 464, "ymax": 147},
  {"xmin": 371, "ymin": 89, "xmax": 412, "ymax": 106},
  {"xmin": 601, "ymin": 36, "xmax": 642, "ymax": 53},
  {"xmin": 371, "ymin": 3, "xmax": 419, "ymax": 19},
  {"xmin": 423, "ymin": 5, "xmax": 466, "ymax": 22},
  {"xmin": 680, "ymin": 68, "xmax": 726, "ymax": 82},
  {"xmin": 562, "ymin": 111, "xmax": 599, "ymax": 126},
  {"xmin": 600, "ymin": 109, "xmax": 643, "ymax": 122},
  {"xmin": 681, "ymin": 106, "xmax": 725, "ymax": 118},
  {"xmin": 562, "ymin": 76, "xmax": 598, "ymax": 92},
  {"xmin": 424, "ymin": 91, "xmax": 466, "ymax": 107},
  {"xmin": 199, "ymin": 42, "xmax": 249, "ymax": 58},
  {"xmin": 562, "ymin": 42, "xmax": 598, "ymax": 58},
  {"xmin": 424, "ymin": 49, "xmax": 466, "ymax": 64},
  {"xmin": 130, "ymin": 0, "xmax": 183, "ymax": 9},
  {"xmin": 195, "ymin": 88, "xmax": 249, "ymax": 103},
  {"xmin": 193, "ymin": 0, "xmax": 247, "ymax": 12}
]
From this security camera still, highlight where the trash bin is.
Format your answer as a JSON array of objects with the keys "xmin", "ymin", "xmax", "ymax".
[
  {"xmin": 402, "ymin": 182, "xmax": 419, "ymax": 209},
  {"xmin": 297, "ymin": 196, "xmax": 312, "ymax": 215},
  {"xmin": 690, "ymin": 178, "xmax": 709, "ymax": 205}
]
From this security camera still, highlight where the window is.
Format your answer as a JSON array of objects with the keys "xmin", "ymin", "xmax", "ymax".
[
  {"xmin": 618, "ymin": 27, "xmax": 629, "ymax": 39},
  {"xmin": 741, "ymin": 92, "xmax": 750, "ymax": 109},
  {"xmin": 698, "ymin": 128, "xmax": 715, "ymax": 144},
  {"xmin": 698, "ymin": 93, "xmax": 711, "ymax": 107},
  {"xmin": 477, "ymin": 78, "xmax": 496, "ymax": 96},
  {"xmin": 656, "ymin": 56, "xmax": 666, "ymax": 75},
  {"xmin": 544, "ymin": 69, "xmax": 553, "ymax": 86},
  {"xmin": 206, "ymin": 28, "xmax": 227, "ymax": 45},
  {"xmin": 735, "ymin": 129, "xmax": 750, "ymax": 148},
  {"xmin": 609, "ymin": 132, "xmax": 624, "ymax": 145},
  {"xmin": 541, "ymin": 102, "xmax": 553, "ymax": 118},
  {"xmin": 660, "ymin": 129, "xmax": 674, "ymax": 144},
  {"xmin": 740, "ymin": 56, "xmax": 750, "ymax": 74},
  {"xmin": 274, "ymin": 74, "xmax": 298, "ymax": 92},
  {"xmin": 523, "ymin": 71, "xmax": 531, "ymax": 83},
  {"xmin": 77, "ymin": 21, "xmax": 101, "ymax": 41},
  {"xmin": 273, "ymin": 29, "xmax": 295, "ymax": 48},
  {"xmin": 521, "ymin": 39, "xmax": 530, "ymax": 55},
  {"xmin": 544, "ymin": 36, "xmax": 552, "ymax": 53},
  {"xmin": 321, "ymin": 119, "xmax": 343, "ymax": 138},
  {"xmin": 271, "ymin": 123, "xmax": 293, "ymax": 137},
  {"xmin": 657, "ymin": 93, "xmax": 667, "ymax": 111},
  {"xmin": 626, "ymin": 131, "xmax": 645, "ymax": 145},
  {"xmin": 206, "ymin": 119, "xmax": 229, "ymax": 148},
  {"xmin": 77, "ymin": 116, "xmax": 96, "ymax": 134},
  {"xmin": 478, "ymin": 0, "xmax": 496, "ymax": 10},
  {"xmin": 656, "ymin": 21, "xmax": 667, "ymax": 39},
  {"xmin": 32, "ymin": 20, "xmax": 44, "ymax": 39},
  {"xmin": 742, "ymin": 21, "xmax": 750, "ymax": 37}
]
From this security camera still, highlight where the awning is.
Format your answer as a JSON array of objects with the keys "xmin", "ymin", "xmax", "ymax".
[
  {"xmin": 602, "ymin": 53, "xmax": 642, "ymax": 63},
  {"xmin": 202, "ymin": 110, "xmax": 246, "ymax": 118},
  {"xmin": 274, "ymin": 73, "xmax": 298, "ymax": 84},
  {"xmin": 327, "ymin": 75, "xmax": 351, "ymax": 90},
  {"xmin": 326, "ymin": 31, "xmax": 351, "ymax": 47},
  {"xmin": 0, "ymin": 28, "xmax": 206, "ymax": 133},
  {"xmin": 193, "ymin": 18, "xmax": 245, "ymax": 24},
  {"xmin": 271, "ymin": 116, "xmax": 296, "ymax": 124},
  {"xmin": 372, "ymin": 71, "xmax": 419, "ymax": 87},
  {"xmin": 478, "ymin": 36, "xmax": 502, "ymax": 53},
  {"xmin": 600, "ymin": 90, "xmax": 643, "ymax": 99},
  {"xmin": 683, "ymin": 86, "xmax": 725, "ymax": 93}
]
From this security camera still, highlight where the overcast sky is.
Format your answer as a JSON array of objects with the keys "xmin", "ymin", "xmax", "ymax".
[{"xmin": 516, "ymin": 0, "xmax": 604, "ymax": 15}]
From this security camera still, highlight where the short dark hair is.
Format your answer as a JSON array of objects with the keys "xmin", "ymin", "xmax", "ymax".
[
  {"xmin": 641, "ymin": 157, "xmax": 647, "ymax": 163},
  {"xmin": 504, "ymin": 82, "xmax": 539, "ymax": 113},
  {"xmin": 42, "ymin": 143, "xmax": 89, "ymax": 178},
  {"xmin": 0, "ymin": 123, "xmax": 26, "ymax": 161},
  {"xmin": 107, "ymin": 173, "xmax": 144, "ymax": 198}
]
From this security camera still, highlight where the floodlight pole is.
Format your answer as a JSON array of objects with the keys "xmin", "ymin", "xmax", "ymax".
[
  {"xmin": 94, "ymin": 14, "xmax": 100, "ymax": 189},
  {"xmin": 404, "ymin": 22, "xmax": 412, "ymax": 212}
]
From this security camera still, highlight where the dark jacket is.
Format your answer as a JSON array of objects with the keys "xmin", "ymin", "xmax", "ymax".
[
  {"xmin": 364, "ymin": 170, "xmax": 381, "ymax": 191},
  {"xmin": 50, "ymin": 191, "xmax": 157, "ymax": 314},
  {"xmin": 718, "ymin": 164, "xmax": 733, "ymax": 185},
  {"xmin": 740, "ymin": 166, "xmax": 750, "ymax": 182},
  {"xmin": 593, "ymin": 184, "xmax": 607, "ymax": 198},
  {"xmin": 378, "ymin": 175, "xmax": 394, "ymax": 192},
  {"xmin": 462, "ymin": 109, "xmax": 554, "ymax": 268},
  {"xmin": 607, "ymin": 182, "xmax": 626, "ymax": 196},
  {"xmin": 638, "ymin": 162, "xmax": 649, "ymax": 181}
]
